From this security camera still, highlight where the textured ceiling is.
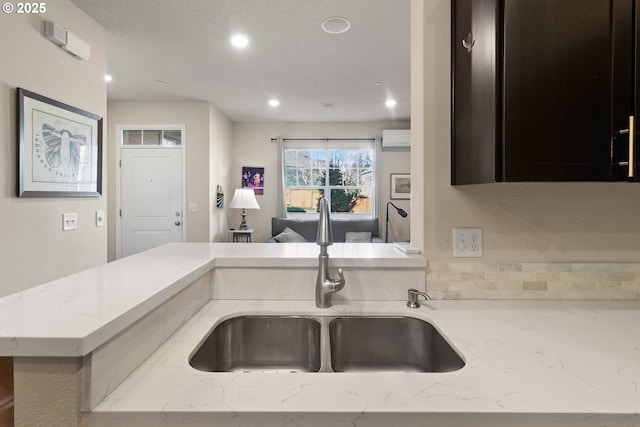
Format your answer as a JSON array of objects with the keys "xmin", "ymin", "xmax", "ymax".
[{"xmin": 70, "ymin": 0, "xmax": 410, "ymax": 122}]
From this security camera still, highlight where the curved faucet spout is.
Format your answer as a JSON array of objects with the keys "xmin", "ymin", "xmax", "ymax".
[
  {"xmin": 315, "ymin": 197, "xmax": 346, "ymax": 308},
  {"xmin": 316, "ymin": 198, "xmax": 333, "ymax": 246}
]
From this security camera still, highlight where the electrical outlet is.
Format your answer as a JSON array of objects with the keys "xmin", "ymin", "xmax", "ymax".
[
  {"xmin": 63, "ymin": 213, "xmax": 78, "ymax": 231},
  {"xmin": 453, "ymin": 227, "xmax": 483, "ymax": 257}
]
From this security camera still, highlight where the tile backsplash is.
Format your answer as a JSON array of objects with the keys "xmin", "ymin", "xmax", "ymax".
[{"xmin": 428, "ymin": 262, "xmax": 640, "ymax": 300}]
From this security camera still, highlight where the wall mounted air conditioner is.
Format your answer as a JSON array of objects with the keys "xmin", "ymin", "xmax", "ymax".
[
  {"xmin": 44, "ymin": 20, "xmax": 91, "ymax": 61},
  {"xmin": 382, "ymin": 129, "xmax": 410, "ymax": 148}
]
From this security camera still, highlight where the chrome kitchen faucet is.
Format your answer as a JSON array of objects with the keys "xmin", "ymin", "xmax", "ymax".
[{"xmin": 315, "ymin": 197, "xmax": 345, "ymax": 308}]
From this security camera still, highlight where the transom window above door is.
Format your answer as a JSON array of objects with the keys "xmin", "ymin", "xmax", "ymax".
[{"xmin": 122, "ymin": 129, "xmax": 182, "ymax": 146}]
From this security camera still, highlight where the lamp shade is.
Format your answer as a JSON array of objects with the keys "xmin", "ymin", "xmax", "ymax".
[{"xmin": 229, "ymin": 188, "xmax": 260, "ymax": 210}]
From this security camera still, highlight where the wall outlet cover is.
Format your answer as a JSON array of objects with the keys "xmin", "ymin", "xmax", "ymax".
[
  {"xmin": 453, "ymin": 227, "xmax": 483, "ymax": 257},
  {"xmin": 63, "ymin": 213, "xmax": 78, "ymax": 231}
]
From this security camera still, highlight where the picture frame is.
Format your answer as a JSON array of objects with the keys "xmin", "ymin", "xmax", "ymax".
[
  {"xmin": 241, "ymin": 166, "xmax": 264, "ymax": 195},
  {"xmin": 390, "ymin": 173, "xmax": 411, "ymax": 200},
  {"xmin": 17, "ymin": 88, "xmax": 103, "ymax": 197}
]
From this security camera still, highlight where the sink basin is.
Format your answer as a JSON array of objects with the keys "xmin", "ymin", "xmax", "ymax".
[
  {"xmin": 329, "ymin": 316, "xmax": 465, "ymax": 372},
  {"xmin": 189, "ymin": 314, "xmax": 464, "ymax": 373},
  {"xmin": 189, "ymin": 316, "xmax": 321, "ymax": 372}
]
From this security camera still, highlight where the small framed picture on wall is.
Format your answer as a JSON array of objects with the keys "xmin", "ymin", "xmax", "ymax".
[
  {"xmin": 390, "ymin": 173, "xmax": 410, "ymax": 199},
  {"xmin": 242, "ymin": 166, "xmax": 264, "ymax": 195}
]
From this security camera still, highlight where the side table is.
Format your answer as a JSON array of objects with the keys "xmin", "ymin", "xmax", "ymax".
[{"xmin": 228, "ymin": 228, "xmax": 254, "ymax": 243}]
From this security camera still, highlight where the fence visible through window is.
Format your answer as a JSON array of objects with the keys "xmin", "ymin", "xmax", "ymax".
[{"xmin": 284, "ymin": 144, "xmax": 375, "ymax": 217}]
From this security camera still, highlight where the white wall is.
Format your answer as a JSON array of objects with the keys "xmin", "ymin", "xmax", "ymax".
[
  {"xmin": 0, "ymin": 2, "xmax": 107, "ymax": 297},
  {"xmin": 230, "ymin": 121, "xmax": 411, "ymax": 242},
  {"xmin": 107, "ymin": 101, "xmax": 232, "ymax": 259},
  {"xmin": 414, "ymin": 0, "xmax": 640, "ymax": 263}
]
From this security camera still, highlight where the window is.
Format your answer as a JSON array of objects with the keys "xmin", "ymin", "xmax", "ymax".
[
  {"xmin": 122, "ymin": 129, "xmax": 182, "ymax": 146},
  {"xmin": 284, "ymin": 142, "xmax": 375, "ymax": 217}
]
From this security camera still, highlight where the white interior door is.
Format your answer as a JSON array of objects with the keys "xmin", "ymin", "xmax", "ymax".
[{"xmin": 121, "ymin": 147, "xmax": 184, "ymax": 257}]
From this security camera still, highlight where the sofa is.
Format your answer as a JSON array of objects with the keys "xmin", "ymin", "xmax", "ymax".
[{"xmin": 267, "ymin": 217, "xmax": 384, "ymax": 243}]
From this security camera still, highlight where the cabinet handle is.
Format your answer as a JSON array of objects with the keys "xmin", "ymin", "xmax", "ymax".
[
  {"xmin": 614, "ymin": 117, "xmax": 635, "ymax": 178},
  {"xmin": 629, "ymin": 116, "xmax": 635, "ymax": 180},
  {"xmin": 462, "ymin": 33, "xmax": 475, "ymax": 53}
]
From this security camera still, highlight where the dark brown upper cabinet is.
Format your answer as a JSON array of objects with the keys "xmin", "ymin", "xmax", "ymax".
[{"xmin": 452, "ymin": 0, "xmax": 638, "ymax": 184}]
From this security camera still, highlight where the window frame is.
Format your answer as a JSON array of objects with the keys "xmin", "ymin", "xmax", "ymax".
[
  {"xmin": 283, "ymin": 140, "xmax": 376, "ymax": 219},
  {"xmin": 120, "ymin": 126, "xmax": 183, "ymax": 147}
]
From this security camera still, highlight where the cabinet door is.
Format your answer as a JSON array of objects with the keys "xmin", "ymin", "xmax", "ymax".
[
  {"xmin": 451, "ymin": 0, "xmax": 500, "ymax": 184},
  {"xmin": 502, "ymin": 0, "xmax": 617, "ymax": 181}
]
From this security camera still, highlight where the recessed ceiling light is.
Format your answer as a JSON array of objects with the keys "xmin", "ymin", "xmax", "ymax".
[
  {"xmin": 375, "ymin": 81, "xmax": 383, "ymax": 86},
  {"xmin": 385, "ymin": 99, "xmax": 397, "ymax": 108},
  {"xmin": 321, "ymin": 17, "xmax": 351, "ymax": 34},
  {"xmin": 321, "ymin": 102, "xmax": 334, "ymax": 108},
  {"xmin": 231, "ymin": 34, "xmax": 249, "ymax": 48},
  {"xmin": 268, "ymin": 99, "xmax": 280, "ymax": 107},
  {"xmin": 154, "ymin": 80, "xmax": 165, "ymax": 85},
  {"xmin": 104, "ymin": 75, "xmax": 112, "ymax": 82}
]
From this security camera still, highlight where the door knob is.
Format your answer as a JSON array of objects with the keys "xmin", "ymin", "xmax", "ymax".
[{"xmin": 175, "ymin": 221, "xmax": 181, "ymax": 226}]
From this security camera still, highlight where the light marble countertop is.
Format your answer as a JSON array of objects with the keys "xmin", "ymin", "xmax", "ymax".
[
  {"xmin": 0, "ymin": 243, "xmax": 425, "ymax": 357},
  {"xmin": 87, "ymin": 299, "xmax": 640, "ymax": 426}
]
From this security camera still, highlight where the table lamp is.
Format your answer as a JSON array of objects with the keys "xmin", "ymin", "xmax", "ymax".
[{"xmin": 229, "ymin": 188, "xmax": 260, "ymax": 230}]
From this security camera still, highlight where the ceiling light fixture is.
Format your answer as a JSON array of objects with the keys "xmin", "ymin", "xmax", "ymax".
[
  {"xmin": 231, "ymin": 34, "xmax": 249, "ymax": 48},
  {"xmin": 268, "ymin": 99, "xmax": 280, "ymax": 107},
  {"xmin": 385, "ymin": 99, "xmax": 397, "ymax": 108},
  {"xmin": 321, "ymin": 17, "xmax": 351, "ymax": 34}
]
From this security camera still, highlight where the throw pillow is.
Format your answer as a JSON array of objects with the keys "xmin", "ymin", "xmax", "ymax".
[
  {"xmin": 345, "ymin": 231, "xmax": 372, "ymax": 243},
  {"xmin": 274, "ymin": 227, "xmax": 307, "ymax": 243}
]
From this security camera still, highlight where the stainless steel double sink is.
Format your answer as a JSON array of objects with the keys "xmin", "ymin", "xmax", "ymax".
[{"xmin": 189, "ymin": 315, "xmax": 465, "ymax": 373}]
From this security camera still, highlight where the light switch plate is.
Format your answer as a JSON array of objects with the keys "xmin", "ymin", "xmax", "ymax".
[
  {"xmin": 453, "ymin": 227, "xmax": 483, "ymax": 257},
  {"xmin": 96, "ymin": 210, "xmax": 105, "ymax": 227},
  {"xmin": 189, "ymin": 203, "xmax": 199, "ymax": 212},
  {"xmin": 63, "ymin": 213, "xmax": 78, "ymax": 231}
]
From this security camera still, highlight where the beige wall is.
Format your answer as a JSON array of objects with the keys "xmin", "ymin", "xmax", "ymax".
[
  {"xmin": 415, "ymin": 0, "xmax": 640, "ymax": 263},
  {"xmin": 209, "ymin": 105, "xmax": 234, "ymax": 242},
  {"xmin": 0, "ymin": 2, "xmax": 107, "ymax": 297},
  {"xmin": 380, "ymin": 145, "xmax": 412, "ymax": 243},
  {"xmin": 107, "ymin": 101, "xmax": 232, "ymax": 259},
  {"xmin": 230, "ymin": 121, "xmax": 411, "ymax": 242}
]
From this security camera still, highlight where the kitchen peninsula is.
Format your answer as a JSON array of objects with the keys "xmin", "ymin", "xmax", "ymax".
[{"xmin": 0, "ymin": 243, "xmax": 638, "ymax": 427}]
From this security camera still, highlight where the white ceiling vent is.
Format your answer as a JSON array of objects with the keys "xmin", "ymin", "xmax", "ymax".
[{"xmin": 382, "ymin": 129, "xmax": 410, "ymax": 148}]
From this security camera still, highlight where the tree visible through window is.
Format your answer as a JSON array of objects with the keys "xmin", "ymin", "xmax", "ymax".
[{"xmin": 284, "ymin": 146, "xmax": 374, "ymax": 216}]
